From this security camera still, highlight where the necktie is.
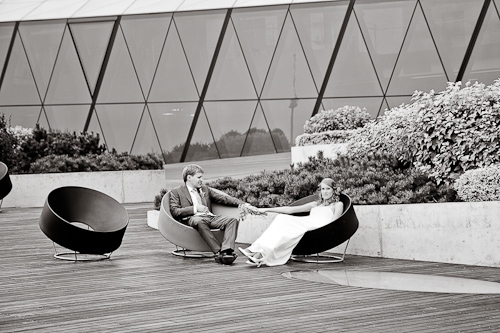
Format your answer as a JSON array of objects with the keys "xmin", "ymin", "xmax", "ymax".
[{"xmin": 192, "ymin": 188, "xmax": 203, "ymax": 206}]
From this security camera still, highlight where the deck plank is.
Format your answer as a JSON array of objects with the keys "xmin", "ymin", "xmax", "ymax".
[{"xmin": 1, "ymin": 204, "xmax": 500, "ymax": 332}]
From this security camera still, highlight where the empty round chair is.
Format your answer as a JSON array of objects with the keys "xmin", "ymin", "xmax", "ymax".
[
  {"xmin": 39, "ymin": 186, "xmax": 129, "ymax": 260},
  {"xmin": 0, "ymin": 162, "xmax": 13, "ymax": 211},
  {"xmin": 290, "ymin": 193, "xmax": 359, "ymax": 263}
]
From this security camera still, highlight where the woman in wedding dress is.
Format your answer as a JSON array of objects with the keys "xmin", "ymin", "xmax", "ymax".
[{"xmin": 238, "ymin": 178, "xmax": 343, "ymax": 267}]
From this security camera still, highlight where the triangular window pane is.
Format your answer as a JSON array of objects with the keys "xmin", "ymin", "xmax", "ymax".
[
  {"xmin": 420, "ymin": 0, "xmax": 483, "ymax": 81},
  {"xmin": 44, "ymin": 105, "xmax": 90, "ymax": 133},
  {"xmin": 70, "ymin": 21, "xmax": 114, "ymax": 94},
  {"xmin": 355, "ymin": 0, "xmax": 416, "ymax": 92},
  {"xmin": 130, "ymin": 106, "xmax": 163, "ymax": 155},
  {"xmin": 204, "ymin": 101, "xmax": 258, "ymax": 158},
  {"xmin": 324, "ymin": 14, "xmax": 383, "ymax": 97},
  {"xmin": 241, "ymin": 105, "xmax": 277, "ymax": 157},
  {"xmin": 386, "ymin": 96, "xmax": 413, "ymax": 110},
  {"xmin": 174, "ymin": 10, "xmax": 226, "ymax": 92},
  {"xmin": 0, "ymin": 23, "xmax": 14, "ymax": 76},
  {"xmin": 0, "ymin": 106, "xmax": 41, "ymax": 128},
  {"xmin": 261, "ymin": 13, "xmax": 317, "ymax": 99},
  {"xmin": 97, "ymin": 28, "xmax": 145, "ymax": 103},
  {"xmin": 44, "ymin": 29, "xmax": 91, "ymax": 104},
  {"xmin": 290, "ymin": 2, "xmax": 348, "ymax": 87},
  {"xmin": 94, "ymin": 104, "xmax": 144, "ymax": 153},
  {"xmin": 231, "ymin": 6, "xmax": 288, "ymax": 95},
  {"xmin": 185, "ymin": 109, "xmax": 219, "ymax": 162},
  {"xmin": 38, "ymin": 108, "xmax": 50, "ymax": 130},
  {"xmin": 463, "ymin": 2, "xmax": 500, "ymax": 85},
  {"xmin": 260, "ymin": 99, "xmax": 315, "ymax": 148},
  {"xmin": 321, "ymin": 97, "xmax": 384, "ymax": 119},
  {"xmin": 0, "ymin": 34, "xmax": 40, "ymax": 106},
  {"xmin": 386, "ymin": 5, "xmax": 448, "ymax": 96},
  {"xmin": 121, "ymin": 14, "xmax": 172, "ymax": 97},
  {"xmin": 148, "ymin": 22, "xmax": 199, "ymax": 102},
  {"xmin": 205, "ymin": 22, "xmax": 257, "ymax": 100},
  {"xmin": 148, "ymin": 102, "xmax": 198, "ymax": 164},
  {"xmin": 19, "ymin": 21, "xmax": 66, "ymax": 101}
]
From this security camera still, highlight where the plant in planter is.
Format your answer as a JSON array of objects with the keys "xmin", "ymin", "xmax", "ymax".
[
  {"xmin": 454, "ymin": 164, "xmax": 500, "ymax": 202},
  {"xmin": 296, "ymin": 105, "xmax": 371, "ymax": 146}
]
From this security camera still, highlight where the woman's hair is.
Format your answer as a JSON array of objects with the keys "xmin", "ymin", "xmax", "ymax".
[
  {"xmin": 182, "ymin": 164, "xmax": 204, "ymax": 182},
  {"xmin": 317, "ymin": 178, "xmax": 340, "ymax": 205}
]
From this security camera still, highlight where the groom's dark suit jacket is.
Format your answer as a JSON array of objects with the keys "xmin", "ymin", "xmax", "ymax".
[{"xmin": 169, "ymin": 185, "xmax": 243, "ymax": 223}]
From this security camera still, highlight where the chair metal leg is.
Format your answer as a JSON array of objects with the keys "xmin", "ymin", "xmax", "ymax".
[
  {"xmin": 52, "ymin": 242, "xmax": 111, "ymax": 261},
  {"xmin": 291, "ymin": 239, "xmax": 351, "ymax": 263},
  {"xmin": 171, "ymin": 245, "xmax": 215, "ymax": 258},
  {"xmin": 0, "ymin": 199, "xmax": 3, "ymax": 212}
]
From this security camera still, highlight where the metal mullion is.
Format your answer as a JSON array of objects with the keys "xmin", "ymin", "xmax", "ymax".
[
  {"xmin": 68, "ymin": 23, "xmax": 93, "ymax": 98},
  {"xmin": 353, "ymin": 8, "xmax": 385, "ymax": 103},
  {"xmin": 0, "ymin": 22, "xmax": 19, "ymax": 93},
  {"xmin": 456, "ymin": 0, "xmax": 491, "ymax": 82},
  {"xmin": 382, "ymin": 0, "xmax": 418, "ymax": 96},
  {"xmin": 83, "ymin": 17, "xmax": 121, "ymax": 133},
  {"xmin": 41, "ymin": 23, "xmax": 68, "ymax": 106},
  {"xmin": 16, "ymin": 28, "xmax": 43, "ymax": 105},
  {"xmin": 312, "ymin": 0, "xmax": 355, "ymax": 117},
  {"xmin": 180, "ymin": 9, "xmax": 233, "ymax": 162},
  {"xmin": 288, "ymin": 6, "xmax": 319, "ymax": 93},
  {"xmin": 418, "ymin": 0, "xmax": 449, "ymax": 82}
]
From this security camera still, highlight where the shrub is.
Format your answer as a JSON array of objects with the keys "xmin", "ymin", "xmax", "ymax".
[
  {"xmin": 303, "ymin": 105, "xmax": 371, "ymax": 134},
  {"xmin": 345, "ymin": 102, "xmax": 420, "ymax": 165},
  {"xmin": 29, "ymin": 152, "xmax": 163, "ymax": 173},
  {"xmin": 0, "ymin": 114, "xmax": 19, "ymax": 168},
  {"xmin": 295, "ymin": 130, "xmax": 353, "ymax": 146},
  {"xmin": 454, "ymin": 164, "xmax": 500, "ymax": 202},
  {"xmin": 154, "ymin": 188, "xmax": 168, "ymax": 210},
  {"xmin": 205, "ymin": 152, "xmax": 454, "ymax": 206},
  {"xmin": 411, "ymin": 80, "xmax": 500, "ymax": 184}
]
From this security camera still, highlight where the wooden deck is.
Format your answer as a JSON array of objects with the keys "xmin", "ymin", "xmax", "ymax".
[{"xmin": 1, "ymin": 204, "xmax": 500, "ymax": 332}]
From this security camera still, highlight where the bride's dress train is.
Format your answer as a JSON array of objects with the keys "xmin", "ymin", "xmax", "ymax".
[{"xmin": 247, "ymin": 206, "xmax": 334, "ymax": 266}]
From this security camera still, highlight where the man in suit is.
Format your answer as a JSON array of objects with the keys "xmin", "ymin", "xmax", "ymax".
[{"xmin": 169, "ymin": 164, "xmax": 255, "ymax": 265}]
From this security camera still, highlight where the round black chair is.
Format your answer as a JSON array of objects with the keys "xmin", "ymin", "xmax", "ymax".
[
  {"xmin": 290, "ymin": 193, "xmax": 359, "ymax": 263},
  {"xmin": 39, "ymin": 186, "xmax": 129, "ymax": 260},
  {"xmin": 0, "ymin": 162, "xmax": 13, "ymax": 211}
]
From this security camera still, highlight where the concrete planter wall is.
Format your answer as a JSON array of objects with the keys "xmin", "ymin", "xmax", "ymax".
[
  {"xmin": 3, "ymin": 170, "xmax": 166, "ymax": 208},
  {"xmin": 291, "ymin": 143, "xmax": 347, "ymax": 164},
  {"xmin": 172, "ymin": 201, "xmax": 499, "ymax": 268}
]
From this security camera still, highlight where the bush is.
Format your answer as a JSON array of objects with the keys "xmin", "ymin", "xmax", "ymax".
[
  {"xmin": 205, "ymin": 152, "xmax": 454, "ymax": 206},
  {"xmin": 411, "ymin": 80, "xmax": 500, "ymax": 184},
  {"xmin": 0, "ymin": 114, "xmax": 19, "ymax": 168},
  {"xmin": 29, "ymin": 152, "xmax": 163, "ymax": 173},
  {"xmin": 295, "ymin": 130, "xmax": 353, "ymax": 146},
  {"xmin": 154, "ymin": 188, "xmax": 168, "ymax": 210},
  {"xmin": 454, "ymin": 164, "xmax": 500, "ymax": 202},
  {"xmin": 304, "ymin": 105, "xmax": 371, "ymax": 134},
  {"xmin": 346, "ymin": 102, "xmax": 420, "ymax": 165}
]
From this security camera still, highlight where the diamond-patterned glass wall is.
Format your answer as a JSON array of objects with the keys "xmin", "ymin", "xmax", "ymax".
[{"xmin": 0, "ymin": 0, "xmax": 499, "ymax": 164}]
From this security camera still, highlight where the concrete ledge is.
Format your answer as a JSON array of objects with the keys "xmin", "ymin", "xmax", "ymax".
[
  {"xmin": 154, "ymin": 201, "xmax": 500, "ymax": 268},
  {"xmin": 3, "ymin": 170, "xmax": 166, "ymax": 208}
]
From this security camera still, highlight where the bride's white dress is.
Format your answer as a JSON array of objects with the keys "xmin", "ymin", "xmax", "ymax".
[{"xmin": 247, "ymin": 206, "xmax": 334, "ymax": 266}]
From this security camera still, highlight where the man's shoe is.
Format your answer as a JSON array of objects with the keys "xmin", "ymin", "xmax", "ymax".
[{"xmin": 220, "ymin": 253, "xmax": 237, "ymax": 265}]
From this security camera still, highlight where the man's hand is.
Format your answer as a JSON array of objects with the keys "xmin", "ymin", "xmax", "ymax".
[{"xmin": 196, "ymin": 204, "xmax": 210, "ymax": 213}]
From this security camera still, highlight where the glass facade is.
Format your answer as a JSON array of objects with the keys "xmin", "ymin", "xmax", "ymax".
[{"xmin": 0, "ymin": 0, "xmax": 499, "ymax": 164}]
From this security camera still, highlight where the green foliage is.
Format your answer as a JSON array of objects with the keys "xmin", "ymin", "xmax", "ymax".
[
  {"xmin": 154, "ymin": 188, "xmax": 168, "ymax": 210},
  {"xmin": 411, "ymin": 80, "xmax": 500, "ymax": 183},
  {"xmin": 0, "ymin": 114, "xmax": 19, "ymax": 168},
  {"xmin": 205, "ymin": 152, "xmax": 454, "ymax": 206},
  {"xmin": 346, "ymin": 102, "xmax": 420, "ymax": 165},
  {"xmin": 303, "ymin": 105, "xmax": 371, "ymax": 134},
  {"xmin": 295, "ymin": 130, "xmax": 353, "ymax": 146},
  {"xmin": 29, "ymin": 152, "xmax": 163, "ymax": 173},
  {"xmin": 454, "ymin": 164, "xmax": 500, "ymax": 202}
]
